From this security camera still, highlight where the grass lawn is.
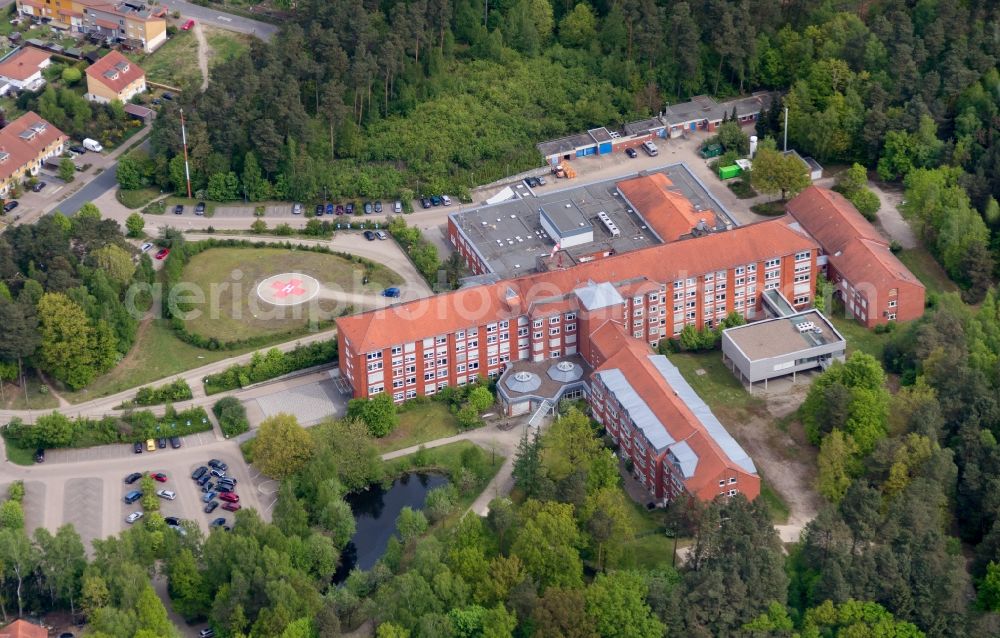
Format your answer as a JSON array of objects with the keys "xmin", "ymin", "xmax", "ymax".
[
  {"xmin": 205, "ymin": 26, "xmax": 252, "ymax": 69},
  {"xmin": 129, "ymin": 31, "xmax": 200, "ymax": 89},
  {"xmin": 179, "ymin": 247, "xmax": 402, "ymax": 342},
  {"xmin": 608, "ymin": 497, "xmax": 678, "ymax": 571},
  {"xmin": 5, "ymin": 444, "xmax": 35, "ymax": 466},
  {"xmin": 61, "ymin": 318, "xmax": 278, "ymax": 403},
  {"xmin": 117, "ymin": 188, "xmax": 161, "ymax": 210},
  {"xmin": 727, "ymin": 178, "xmax": 758, "ymax": 199},
  {"xmin": 378, "ymin": 402, "xmax": 462, "ymax": 453},
  {"xmin": 896, "ymin": 247, "xmax": 958, "ymax": 295},
  {"xmin": 828, "ymin": 300, "xmax": 889, "ymax": 360},
  {"xmin": 382, "ymin": 440, "xmax": 506, "ymax": 511},
  {"xmin": 0, "ymin": 372, "xmax": 58, "ymax": 411},
  {"xmin": 751, "ymin": 200, "xmax": 787, "ymax": 216},
  {"xmin": 758, "ymin": 476, "xmax": 790, "ymax": 524},
  {"xmin": 665, "ymin": 350, "xmax": 767, "ymax": 421}
]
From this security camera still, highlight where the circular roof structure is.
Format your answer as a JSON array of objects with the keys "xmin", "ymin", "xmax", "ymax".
[
  {"xmin": 547, "ymin": 360, "xmax": 583, "ymax": 383},
  {"xmin": 505, "ymin": 370, "xmax": 541, "ymax": 393},
  {"xmin": 256, "ymin": 273, "xmax": 321, "ymax": 307}
]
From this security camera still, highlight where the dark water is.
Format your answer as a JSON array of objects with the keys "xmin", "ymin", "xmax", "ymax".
[{"xmin": 333, "ymin": 472, "xmax": 448, "ymax": 582}]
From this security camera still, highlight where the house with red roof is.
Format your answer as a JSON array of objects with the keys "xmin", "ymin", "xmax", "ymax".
[
  {"xmin": 0, "ymin": 112, "xmax": 67, "ymax": 198},
  {"xmin": 786, "ymin": 186, "xmax": 925, "ymax": 327},
  {"xmin": 0, "ymin": 619, "xmax": 47, "ymax": 638},
  {"xmin": 85, "ymin": 51, "xmax": 146, "ymax": 104},
  {"xmin": 0, "ymin": 47, "xmax": 51, "ymax": 93}
]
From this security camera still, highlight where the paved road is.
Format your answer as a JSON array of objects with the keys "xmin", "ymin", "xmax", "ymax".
[
  {"xmin": 157, "ymin": 0, "xmax": 278, "ymax": 40},
  {"xmin": 51, "ymin": 162, "xmax": 120, "ymax": 216}
]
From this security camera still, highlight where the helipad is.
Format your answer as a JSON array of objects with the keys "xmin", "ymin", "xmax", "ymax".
[{"xmin": 255, "ymin": 273, "xmax": 321, "ymax": 306}]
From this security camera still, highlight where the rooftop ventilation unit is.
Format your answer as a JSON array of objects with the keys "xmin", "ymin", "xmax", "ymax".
[
  {"xmin": 795, "ymin": 321, "xmax": 817, "ymax": 333},
  {"xmin": 597, "ymin": 211, "xmax": 620, "ymax": 238}
]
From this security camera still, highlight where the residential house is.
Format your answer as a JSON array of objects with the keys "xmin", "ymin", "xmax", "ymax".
[
  {"xmin": 15, "ymin": 0, "xmax": 167, "ymax": 52},
  {"xmin": 85, "ymin": 49, "xmax": 145, "ymax": 103},
  {"xmin": 0, "ymin": 619, "xmax": 47, "ymax": 638},
  {"xmin": 0, "ymin": 47, "xmax": 51, "ymax": 93},
  {"xmin": 786, "ymin": 186, "xmax": 925, "ymax": 327},
  {"xmin": 0, "ymin": 112, "xmax": 68, "ymax": 197}
]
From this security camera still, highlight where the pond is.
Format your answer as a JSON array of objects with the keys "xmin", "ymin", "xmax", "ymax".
[{"xmin": 334, "ymin": 472, "xmax": 448, "ymax": 583}]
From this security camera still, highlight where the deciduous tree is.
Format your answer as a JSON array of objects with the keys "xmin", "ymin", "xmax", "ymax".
[{"xmin": 253, "ymin": 413, "xmax": 314, "ymax": 479}]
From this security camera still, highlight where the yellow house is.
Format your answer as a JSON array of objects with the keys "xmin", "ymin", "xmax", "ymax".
[
  {"xmin": 85, "ymin": 50, "xmax": 145, "ymax": 104},
  {"xmin": 15, "ymin": 0, "xmax": 167, "ymax": 53},
  {"xmin": 0, "ymin": 113, "xmax": 67, "ymax": 198}
]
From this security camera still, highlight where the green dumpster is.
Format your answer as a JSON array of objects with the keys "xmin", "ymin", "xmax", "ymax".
[
  {"xmin": 719, "ymin": 164, "xmax": 742, "ymax": 180},
  {"xmin": 700, "ymin": 143, "xmax": 723, "ymax": 159}
]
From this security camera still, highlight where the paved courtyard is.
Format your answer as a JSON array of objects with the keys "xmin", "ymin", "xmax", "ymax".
[{"xmin": 251, "ymin": 378, "xmax": 346, "ymax": 427}]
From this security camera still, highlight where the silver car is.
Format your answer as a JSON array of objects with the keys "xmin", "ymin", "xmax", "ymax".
[{"xmin": 125, "ymin": 511, "xmax": 143, "ymax": 524}]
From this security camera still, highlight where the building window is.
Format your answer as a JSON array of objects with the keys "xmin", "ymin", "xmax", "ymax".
[
  {"xmin": 469, "ymin": 362, "xmax": 479, "ymax": 371},
  {"xmin": 549, "ymin": 316, "xmax": 560, "ymax": 324},
  {"xmin": 518, "ymin": 327, "xmax": 529, "ymax": 337},
  {"xmin": 728, "ymin": 489, "xmax": 738, "ymax": 497},
  {"xmin": 718, "ymin": 480, "xmax": 725, "ymax": 487},
  {"xmin": 436, "ymin": 335, "xmax": 447, "ymax": 345},
  {"xmin": 794, "ymin": 273, "xmax": 810, "ymax": 283},
  {"xmin": 565, "ymin": 312, "xmax": 576, "ymax": 321},
  {"xmin": 533, "ymin": 319, "xmax": 543, "ymax": 328},
  {"xmin": 487, "ymin": 334, "xmax": 497, "ymax": 344},
  {"xmin": 499, "ymin": 320, "xmax": 509, "ymax": 329},
  {"xmin": 366, "ymin": 351, "xmax": 382, "ymax": 361},
  {"xmin": 549, "ymin": 327, "xmax": 560, "ymax": 336},
  {"xmin": 747, "ymin": 264, "xmax": 757, "ymax": 273},
  {"xmin": 391, "ymin": 345, "xmax": 402, "ymax": 355},
  {"xmin": 566, "ymin": 323, "xmax": 576, "ymax": 332},
  {"xmin": 888, "ymin": 300, "xmax": 897, "ymax": 308},
  {"xmin": 486, "ymin": 323, "xmax": 497, "ymax": 333},
  {"xmin": 795, "ymin": 250, "xmax": 810, "ymax": 261},
  {"xmin": 729, "ymin": 477, "xmax": 737, "ymax": 484},
  {"xmin": 533, "ymin": 331, "xmax": 542, "ymax": 340},
  {"xmin": 765, "ymin": 258, "xmax": 780, "ymax": 268},
  {"xmin": 793, "ymin": 295, "xmax": 810, "ymax": 305},
  {"xmin": 888, "ymin": 313, "xmax": 897, "ymax": 320}
]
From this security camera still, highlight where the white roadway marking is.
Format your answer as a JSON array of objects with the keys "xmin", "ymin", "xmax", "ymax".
[{"xmin": 216, "ymin": 15, "xmax": 232, "ymax": 21}]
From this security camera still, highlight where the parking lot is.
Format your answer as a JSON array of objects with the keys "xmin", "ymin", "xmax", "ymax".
[{"xmin": 6, "ymin": 437, "xmax": 268, "ymax": 552}]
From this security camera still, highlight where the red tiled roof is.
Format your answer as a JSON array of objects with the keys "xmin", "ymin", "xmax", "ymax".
[
  {"xmin": 830, "ymin": 237, "xmax": 923, "ymax": 291},
  {"xmin": 86, "ymin": 50, "xmax": 144, "ymax": 94},
  {"xmin": 337, "ymin": 218, "xmax": 817, "ymax": 353},
  {"xmin": 0, "ymin": 112, "xmax": 68, "ymax": 183},
  {"xmin": 786, "ymin": 186, "xmax": 884, "ymax": 255},
  {"xmin": 0, "ymin": 619, "xmax": 47, "ymax": 638},
  {"xmin": 617, "ymin": 173, "xmax": 705, "ymax": 241},
  {"xmin": 0, "ymin": 47, "xmax": 50, "ymax": 82}
]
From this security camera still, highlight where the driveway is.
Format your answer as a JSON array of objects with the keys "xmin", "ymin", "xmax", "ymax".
[{"xmin": 156, "ymin": 0, "xmax": 278, "ymax": 40}]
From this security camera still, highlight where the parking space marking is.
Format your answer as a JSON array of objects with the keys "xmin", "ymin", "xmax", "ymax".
[{"xmin": 65, "ymin": 478, "xmax": 103, "ymax": 550}]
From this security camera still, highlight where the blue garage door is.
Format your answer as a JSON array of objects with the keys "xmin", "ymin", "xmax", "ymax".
[
  {"xmin": 598, "ymin": 142, "xmax": 612, "ymax": 154},
  {"xmin": 577, "ymin": 146, "xmax": 597, "ymax": 157}
]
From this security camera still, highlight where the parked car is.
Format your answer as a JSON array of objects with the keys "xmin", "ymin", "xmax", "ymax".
[
  {"xmin": 201, "ymin": 481, "xmax": 214, "ymax": 493},
  {"xmin": 123, "ymin": 490, "xmax": 142, "ymax": 504},
  {"xmin": 164, "ymin": 516, "xmax": 181, "ymax": 527},
  {"xmin": 217, "ymin": 484, "xmax": 234, "ymax": 493},
  {"xmin": 292, "ymin": 202, "xmax": 303, "ymax": 215},
  {"xmin": 222, "ymin": 502, "xmax": 241, "ymax": 512},
  {"xmin": 199, "ymin": 629, "xmax": 215, "ymax": 638},
  {"xmin": 208, "ymin": 459, "xmax": 228, "ymax": 471},
  {"xmin": 345, "ymin": 202, "xmax": 355, "ymax": 214},
  {"xmin": 146, "ymin": 438, "xmax": 156, "ymax": 452},
  {"xmin": 314, "ymin": 204, "xmax": 324, "ymax": 216},
  {"xmin": 382, "ymin": 287, "xmax": 401, "ymax": 298},
  {"xmin": 162, "ymin": 92, "xmax": 174, "ymax": 101},
  {"xmin": 217, "ymin": 477, "xmax": 237, "ymax": 486},
  {"xmin": 374, "ymin": 200, "xmax": 383, "ymax": 213},
  {"xmin": 33, "ymin": 448, "xmax": 44, "ymax": 463},
  {"xmin": 140, "ymin": 242, "xmax": 153, "ymax": 252},
  {"xmin": 430, "ymin": 195, "xmax": 442, "ymax": 206},
  {"xmin": 363, "ymin": 230, "xmax": 375, "ymax": 241},
  {"xmin": 133, "ymin": 442, "xmax": 143, "ymax": 454},
  {"xmin": 69, "ymin": 145, "xmax": 86, "ymax": 154},
  {"xmin": 124, "ymin": 472, "xmax": 142, "ymax": 484},
  {"xmin": 155, "ymin": 248, "xmax": 170, "ymax": 260},
  {"xmin": 536, "ymin": 176, "xmax": 546, "ymax": 185},
  {"xmin": 210, "ymin": 468, "xmax": 226, "ymax": 479},
  {"xmin": 157, "ymin": 437, "xmax": 167, "ymax": 449},
  {"xmin": 125, "ymin": 511, "xmax": 143, "ymax": 524},
  {"xmin": 181, "ymin": 19, "xmax": 194, "ymax": 30},
  {"xmin": 442, "ymin": 195, "xmax": 452, "ymax": 205},
  {"xmin": 375, "ymin": 230, "xmax": 388, "ymax": 240},
  {"xmin": 335, "ymin": 204, "xmax": 345, "ymax": 215},
  {"xmin": 3, "ymin": 201, "xmax": 18, "ymax": 213},
  {"xmin": 625, "ymin": 147, "xmax": 638, "ymax": 158},
  {"xmin": 394, "ymin": 200, "xmax": 403, "ymax": 213},
  {"xmin": 173, "ymin": 204, "xmax": 184, "ymax": 215},
  {"xmin": 363, "ymin": 201, "xmax": 372, "ymax": 214},
  {"xmin": 82, "ymin": 138, "xmax": 103, "ymax": 153},
  {"xmin": 642, "ymin": 140, "xmax": 659, "ymax": 156},
  {"xmin": 201, "ymin": 491, "xmax": 217, "ymax": 503},
  {"xmin": 210, "ymin": 517, "xmax": 227, "ymax": 527},
  {"xmin": 204, "ymin": 501, "xmax": 219, "ymax": 514},
  {"xmin": 170, "ymin": 436, "xmax": 182, "ymax": 449},
  {"xmin": 191, "ymin": 466, "xmax": 208, "ymax": 480},
  {"xmin": 152, "ymin": 97, "xmax": 162, "ymax": 105},
  {"xmin": 524, "ymin": 177, "xmax": 539, "ymax": 188},
  {"xmin": 326, "ymin": 203, "xmax": 334, "ymax": 215},
  {"xmin": 219, "ymin": 492, "xmax": 239, "ymax": 503},
  {"xmin": 151, "ymin": 472, "xmax": 167, "ymax": 482},
  {"xmin": 420, "ymin": 197, "xmax": 432, "ymax": 209},
  {"xmin": 157, "ymin": 489, "xmax": 176, "ymax": 500},
  {"xmin": 31, "ymin": 181, "xmax": 46, "ymax": 192},
  {"xmin": 196, "ymin": 474, "xmax": 211, "ymax": 487},
  {"xmin": 195, "ymin": 202, "xmax": 206, "ymax": 215}
]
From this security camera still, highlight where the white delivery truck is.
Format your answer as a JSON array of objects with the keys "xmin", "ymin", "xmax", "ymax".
[{"xmin": 82, "ymin": 138, "xmax": 103, "ymax": 153}]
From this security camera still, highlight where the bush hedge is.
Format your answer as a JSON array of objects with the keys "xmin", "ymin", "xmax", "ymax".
[
  {"xmin": 129, "ymin": 378, "xmax": 193, "ymax": 406},
  {"xmin": 203, "ymin": 340, "xmax": 337, "ymax": 395},
  {"xmin": 213, "ymin": 396, "xmax": 250, "ymax": 437},
  {"xmin": 2, "ymin": 406, "xmax": 212, "ymax": 451}
]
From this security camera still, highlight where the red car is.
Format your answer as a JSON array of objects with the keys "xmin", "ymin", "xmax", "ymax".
[
  {"xmin": 152, "ymin": 472, "xmax": 168, "ymax": 483},
  {"xmin": 219, "ymin": 492, "xmax": 239, "ymax": 503},
  {"xmin": 221, "ymin": 502, "xmax": 241, "ymax": 512},
  {"xmin": 181, "ymin": 19, "xmax": 194, "ymax": 30},
  {"xmin": 155, "ymin": 248, "xmax": 170, "ymax": 260}
]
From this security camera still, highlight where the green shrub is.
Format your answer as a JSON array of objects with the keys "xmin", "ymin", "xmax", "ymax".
[
  {"xmin": 213, "ymin": 396, "xmax": 250, "ymax": 437},
  {"xmin": 203, "ymin": 340, "xmax": 338, "ymax": 394},
  {"xmin": 132, "ymin": 378, "xmax": 192, "ymax": 406}
]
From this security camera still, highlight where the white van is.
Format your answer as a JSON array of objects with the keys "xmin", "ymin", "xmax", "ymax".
[
  {"xmin": 642, "ymin": 140, "xmax": 659, "ymax": 156},
  {"xmin": 82, "ymin": 138, "xmax": 103, "ymax": 153}
]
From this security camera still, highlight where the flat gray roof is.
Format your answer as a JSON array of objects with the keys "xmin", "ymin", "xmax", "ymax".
[
  {"xmin": 540, "ymin": 201, "xmax": 592, "ymax": 237},
  {"xmin": 663, "ymin": 91, "xmax": 773, "ymax": 126},
  {"xmin": 451, "ymin": 163, "xmax": 732, "ymax": 278},
  {"xmin": 724, "ymin": 311, "xmax": 845, "ymax": 361}
]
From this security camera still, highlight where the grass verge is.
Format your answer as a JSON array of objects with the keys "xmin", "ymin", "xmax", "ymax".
[
  {"xmin": 758, "ymin": 476, "xmax": 791, "ymax": 524},
  {"xmin": 383, "ymin": 440, "xmax": 505, "ymax": 511},
  {"xmin": 828, "ymin": 300, "xmax": 889, "ymax": 359},
  {"xmin": 378, "ymin": 402, "xmax": 462, "ymax": 453},
  {"xmin": 117, "ymin": 188, "xmax": 160, "ymax": 210},
  {"xmin": 128, "ymin": 31, "xmax": 200, "ymax": 88},
  {"xmin": 896, "ymin": 247, "xmax": 958, "ymax": 295},
  {"xmin": 6, "ymin": 445, "xmax": 34, "ymax": 466},
  {"xmin": 727, "ymin": 178, "xmax": 758, "ymax": 199},
  {"xmin": 751, "ymin": 200, "xmax": 787, "ymax": 216},
  {"xmin": 0, "ymin": 373, "xmax": 59, "ymax": 411},
  {"xmin": 665, "ymin": 350, "xmax": 767, "ymax": 419}
]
